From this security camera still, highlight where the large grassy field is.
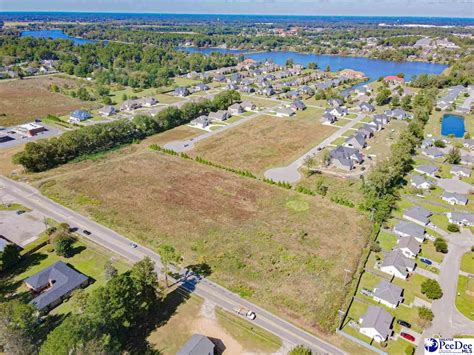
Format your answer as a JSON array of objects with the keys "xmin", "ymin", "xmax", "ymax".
[
  {"xmin": 34, "ymin": 148, "xmax": 370, "ymax": 333},
  {"xmin": 191, "ymin": 109, "xmax": 337, "ymax": 174},
  {"xmin": 0, "ymin": 75, "xmax": 99, "ymax": 127}
]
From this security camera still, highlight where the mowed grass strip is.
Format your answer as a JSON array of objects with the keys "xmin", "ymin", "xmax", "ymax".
[
  {"xmin": 38, "ymin": 151, "xmax": 370, "ymax": 333},
  {"xmin": 0, "ymin": 75, "xmax": 99, "ymax": 126},
  {"xmin": 191, "ymin": 110, "xmax": 337, "ymax": 174}
]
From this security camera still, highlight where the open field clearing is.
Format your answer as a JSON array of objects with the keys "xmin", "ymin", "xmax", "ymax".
[
  {"xmin": 36, "ymin": 150, "xmax": 370, "ymax": 333},
  {"xmin": 0, "ymin": 75, "xmax": 98, "ymax": 126},
  {"xmin": 191, "ymin": 110, "xmax": 337, "ymax": 174}
]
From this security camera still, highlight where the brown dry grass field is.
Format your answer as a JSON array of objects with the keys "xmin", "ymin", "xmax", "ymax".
[
  {"xmin": 35, "ymin": 148, "xmax": 370, "ymax": 334},
  {"xmin": 191, "ymin": 109, "xmax": 337, "ymax": 174},
  {"xmin": 0, "ymin": 75, "xmax": 98, "ymax": 127}
]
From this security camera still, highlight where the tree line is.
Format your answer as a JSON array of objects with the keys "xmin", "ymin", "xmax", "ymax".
[{"xmin": 13, "ymin": 90, "xmax": 241, "ymax": 172}]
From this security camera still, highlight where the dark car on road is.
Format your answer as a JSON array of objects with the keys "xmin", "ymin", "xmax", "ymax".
[
  {"xmin": 16, "ymin": 210, "xmax": 26, "ymax": 215},
  {"xmin": 397, "ymin": 319, "xmax": 411, "ymax": 328},
  {"xmin": 83, "ymin": 230, "xmax": 92, "ymax": 235},
  {"xmin": 419, "ymin": 257, "xmax": 432, "ymax": 265}
]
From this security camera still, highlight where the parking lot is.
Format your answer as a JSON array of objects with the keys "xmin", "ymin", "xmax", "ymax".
[
  {"xmin": 0, "ymin": 210, "xmax": 46, "ymax": 247},
  {"xmin": 0, "ymin": 124, "xmax": 63, "ymax": 149}
]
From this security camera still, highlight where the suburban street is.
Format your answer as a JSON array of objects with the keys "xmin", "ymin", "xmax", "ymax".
[
  {"xmin": 0, "ymin": 175, "xmax": 345, "ymax": 355},
  {"xmin": 264, "ymin": 112, "xmax": 366, "ymax": 182}
]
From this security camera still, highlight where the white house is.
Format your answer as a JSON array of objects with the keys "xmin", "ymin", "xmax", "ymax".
[
  {"xmin": 380, "ymin": 250, "xmax": 416, "ymax": 279},
  {"xmin": 372, "ymin": 280, "xmax": 404, "ymax": 309},
  {"xmin": 395, "ymin": 236, "xmax": 421, "ymax": 259},
  {"xmin": 359, "ymin": 306, "xmax": 393, "ymax": 343}
]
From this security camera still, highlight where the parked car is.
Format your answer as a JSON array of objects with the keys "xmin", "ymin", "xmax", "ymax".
[
  {"xmin": 397, "ymin": 319, "xmax": 411, "ymax": 328},
  {"xmin": 129, "ymin": 242, "xmax": 138, "ymax": 248},
  {"xmin": 16, "ymin": 210, "xmax": 26, "ymax": 215},
  {"xmin": 400, "ymin": 332, "xmax": 415, "ymax": 342},
  {"xmin": 360, "ymin": 288, "xmax": 373, "ymax": 297},
  {"xmin": 234, "ymin": 307, "xmax": 256, "ymax": 320},
  {"xmin": 83, "ymin": 230, "xmax": 92, "ymax": 235},
  {"xmin": 419, "ymin": 257, "xmax": 432, "ymax": 266}
]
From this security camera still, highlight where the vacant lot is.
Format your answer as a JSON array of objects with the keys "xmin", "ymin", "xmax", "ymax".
[
  {"xmin": 192, "ymin": 110, "xmax": 337, "ymax": 174},
  {"xmin": 37, "ymin": 150, "xmax": 370, "ymax": 332},
  {"xmin": 0, "ymin": 75, "xmax": 99, "ymax": 127}
]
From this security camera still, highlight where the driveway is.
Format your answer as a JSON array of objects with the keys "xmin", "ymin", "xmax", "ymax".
[
  {"xmin": 264, "ymin": 113, "xmax": 366, "ymax": 183},
  {"xmin": 0, "ymin": 209, "xmax": 46, "ymax": 246}
]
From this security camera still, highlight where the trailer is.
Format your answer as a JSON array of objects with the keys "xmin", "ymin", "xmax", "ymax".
[{"xmin": 234, "ymin": 307, "xmax": 256, "ymax": 320}]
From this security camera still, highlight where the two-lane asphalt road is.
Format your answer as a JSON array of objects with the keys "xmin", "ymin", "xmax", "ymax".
[{"xmin": 0, "ymin": 176, "xmax": 344, "ymax": 355}]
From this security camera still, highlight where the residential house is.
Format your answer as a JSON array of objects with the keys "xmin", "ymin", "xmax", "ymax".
[
  {"xmin": 463, "ymin": 139, "xmax": 474, "ymax": 150},
  {"xmin": 441, "ymin": 192, "xmax": 468, "ymax": 206},
  {"xmin": 194, "ymin": 83, "xmax": 210, "ymax": 92},
  {"xmin": 344, "ymin": 133, "xmax": 366, "ymax": 150},
  {"xmin": 384, "ymin": 76, "xmax": 405, "ymax": 85},
  {"xmin": 208, "ymin": 110, "xmax": 229, "ymax": 122},
  {"xmin": 385, "ymin": 108, "xmax": 411, "ymax": 120},
  {"xmin": 414, "ymin": 164, "xmax": 439, "ymax": 177},
  {"xmin": 120, "ymin": 99, "xmax": 142, "ymax": 112},
  {"xmin": 447, "ymin": 212, "xmax": 474, "ymax": 227},
  {"xmin": 214, "ymin": 74, "xmax": 226, "ymax": 83},
  {"xmin": 175, "ymin": 87, "xmax": 190, "ymax": 97},
  {"xmin": 286, "ymin": 90, "xmax": 301, "ymax": 100},
  {"xmin": 410, "ymin": 175, "xmax": 432, "ymax": 190},
  {"xmin": 359, "ymin": 306, "xmax": 393, "ymax": 343},
  {"xmin": 24, "ymin": 261, "xmax": 88, "ymax": 311},
  {"xmin": 140, "ymin": 97, "xmax": 157, "ymax": 107},
  {"xmin": 98, "ymin": 105, "xmax": 116, "ymax": 117},
  {"xmin": 328, "ymin": 107, "xmax": 348, "ymax": 117},
  {"xmin": 241, "ymin": 101, "xmax": 256, "ymax": 111},
  {"xmin": 177, "ymin": 334, "xmax": 215, "ymax": 355},
  {"xmin": 320, "ymin": 112, "xmax": 337, "ymax": 124},
  {"xmin": 300, "ymin": 85, "xmax": 314, "ymax": 96},
  {"xmin": 394, "ymin": 221, "xmax": 425, "ymax": 242},
  {"xmin": 380, "ymin": 250, "xmax": 416, "ymax": 279},
  {"xmin": 274, "ymin": 107, "xmax": 295, "ymax": 117},
  {"xmin": 291, "ymin": 99, "xmax": 306, "ymax": 111},
  {"xmin": 227, "ymin": 83, "xmax": 239, "ymax": 90},
  {"xmin": 451, "ymin": 166, "xmax": 471, "ymax": 178},
  {"xmin": 422, "ymin": 147, "xmax": 444, "ymax": 159},
  {"xmin": 328, "ymin": 98, "xmax": 344, "ymax": 108},
  {"xmin": 329, "ymin": 146, "xmax": 363, "ymax": 171},
  {"xmin": 461, "ymin": 153, "xmax": 474, "ymax": 166},
  {"xmin": 421, "ymin": 138, "xmax": 434, "ymax": 149},
  {"xmin": 191, "ymin": 115, "xmax": 210, "ymax": 129},
  {"xmin": 374, "ymin": 113, "xmax": 390, "ymax": 125},
  {"xmin": 359, "ymin": 102, "xmax": 375, "ymax": 112},
  {"xmin": 357, "ymin": 127, "xmax": 374, "ymax": 139},
  {"xmin": 372, "ymin": 280, "xmax": 404, "ymax": 309},
  {"xmin": 403, "ymin": 206, "xmax": 432, "ymax": 226},
  {"xmin": 228, "ymin": 103, "xmax": 244, "ymax": 115},
  {"xmin": 69, "ymin": 110, "xmax": 92, "ymax": 123},
  {"xmin": 395, "ymin": 236, "xmax": 421, "ymax": 259}
]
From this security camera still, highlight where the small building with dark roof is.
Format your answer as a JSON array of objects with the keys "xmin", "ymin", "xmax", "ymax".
[{"xmin": 177, "ymin": 334, "xmax": 215, "ymax": 355}]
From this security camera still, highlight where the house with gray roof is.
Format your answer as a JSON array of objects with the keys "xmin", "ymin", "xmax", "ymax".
[
  {"xmin": 373, "ymin": 280, "xmax": 404, "ymax": 309},
  {"xmin": 291, "ymin": 99, "xmax": 306, "ymax": 111},
  {"xmin": 403, "ymin": 206, "xmax": 432, "ymax": 226},
  {"xmin": 228, "ymin": 103, "xmax": 244, "ymax": 115},
  {"xmin": 461, "ymin": 153, "xmax": 474, "ymax": 166},
  {"xmin": 359, "ymin": 306, "xmax": 393, "ymax": 343},
  {"xmin": 441, "ymin": 192, "xmax": 468, "ymax": 206},
  {"xmin": 373, "ymin": 113, "xmax": 390, "ymax": 125},
  {"xmin": 359, "ymin": 102, "xmax": 375, "ymax": 112},
  {"xmin": 385, "ymin": 108, "xmax": 411, "ymax": 120},
  {"xmin": 191, "ymin": 115, "xmax": 210, "ymax": 129},
  {"xmin": 410, "ymin": 175, "xmax": 432, "ymax": 190},
  {"xmin": 393, "ymin": 221, "xmax": 425, "ymax": 242},
  {"xmin": 24, "ymin": 261, "xmax": 88, "ymax": 311},
  {"xmin": 320, "ymin": 112, "xmax": 337, "ymax": 124},
  {"xmin": 380, "ymin": 250, "xmax": 416, "ymax": 279},
  {"xmin": 329, "ymin": 146, "xmax": 363, "ymax": 171},
  {"xmin": 395, "ymin": 236, "xmax": 421, "ymax": 259},
  {"xmin": 357, "ymin": 127, "xmax": 374, "ymax": 139},
  {"xmin": 120, "ymin": 99, "xmax": 142, "ymax": 112},
  {"xmin": 98, "ymin": 105, "xmax": 116, "ymax": 117},
  {"xmin": 421, "ymin": 138, "xmax": 434, "ymax": 149},
  {"xmin": 175, "ymin": 87, "xmax": 190, "ymax": 97},
  {"xmin": 177, "ymin": 334, "xmax": 215, "ymax": 355},
  {"xmin": 451, "ymin": 165, "xmax": 471, "ymax": 178},
  {"xmin": 194, "ymin": 83, "xmax": 210, "ymax": 92},
  {"xmin": 274, "ymin": 107, "xmax": 295, "ymax": 117},
  {"xmin": 139, "ymin": 96, "xmax": 158, "ymax": 107},
  {"xmin": 422, "ymin": 147, "xmax": 444, "ymax": 159},
  {"xmin": 208, "ymin": 110, "xmax": 229, "ymax": 122},
  {"xmin": 328, "ymin": 107, "xmax": 348, "ymax": 117},
  {"xmin": 447, "ymin": 212, "xmax": 474, "ymax": 227},
  {"xmin": 344, "ymin": 133, "xmax": 366, "ymax": 150},
  {"xmin": 414, "ymin": 164, "xmax": 439, "ymax": 177},
  {"xmin": 463, "ymin": 139, "xmax": 474, "ymax": 150},
  {"xmin": 241, "ymin": 101, "xmax": 256, "ymax": 111},
  {"xmin": 328, "ymin": 98, "xmax": 343, "ymax": 108}
]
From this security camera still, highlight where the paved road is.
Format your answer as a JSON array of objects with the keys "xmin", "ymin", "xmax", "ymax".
[
  {"xmin": 0, "ymin": 176, "xmax": 344, "ymax": 355},
  {"xmin": 416, "ymin": 227, "xmax": 474, "ymax": 354},
  {"xmin": 264, "ymin": 113, "xmax": 366, "ymax": 183},
  {"xmin": 164, "ymin": 105, "xmax": 278, "ymax": 152}
]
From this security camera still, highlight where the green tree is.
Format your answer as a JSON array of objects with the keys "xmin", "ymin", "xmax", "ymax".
[
  {"xmin": 434, "ymin": 237, "xmax": 449, "ymax": 253},
  {"xmin": 286, "ymin": 58, "xmax": 294, "ymax": 67},
  {"xmin": 52, "ymin": 232, "xmax": 75, "ymax": 257},
  {"xmin": 445, "ymin": 147, "xmax": 461, "ymax": 164},
  {"xmin": 307, "ymin": 62, "xmax": 318, "ymax": 69},
  {"xmin": 0, "ymin": 244, "xmax": 20, "ymax": 271},
  {"xmin": 130, "ymin": 257, "xmax": 162, "ymax": 310},
  {"xmin": 303, "ymin": 154, "xmax": 316, "ymax": 177},
  {"xmin": 421, "ymin": 279, "xmax": 443, "ymax": 300},
  {"xmin": 375, "ymin": 88, "xmax": 391, "ymax": 106},
  {"xmin": 70, "ymin": 288, "xmax": 89, "ymax": 315},
  {"xmin": 401, "ymin": 95, "xmax": 412, "ymax": 111},
  {"xmin": 157, "ymin": 244, "xmax": 181, "ymax": 287},
  {"xmin": 289, "ymin": 345, "xmax": 312, "ymax": 355},
  {"xmin": 104, "ymin": 261, "xmax": 118, "ymax": 280},
  {"xmin": 0, "ymin": 300, "xmax": 39, "ymax": 355},
  {"xmin": 418, "ymin": 306, "xmax": 434, "ymax": 321},
  {"xmin": 405, "ymin": 345, "xmax": 415, "ymax": 355}
]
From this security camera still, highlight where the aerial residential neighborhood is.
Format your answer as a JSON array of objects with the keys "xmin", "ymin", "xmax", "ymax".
[{"xmin": 0, "ymin": 3, "xmax": 473, "ymax": 355}]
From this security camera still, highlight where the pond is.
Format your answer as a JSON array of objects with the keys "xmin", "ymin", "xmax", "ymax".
[
  {"xmin": 21, "ymin": 30, "xmax": 95, "ymax": 45},
  {"xmin": 179, "ymin": 48, "xmax": 447, "ymax": 83},
  {"xmin": 441, "ymin": 114, "xmax": 465, "ymax": 138}
]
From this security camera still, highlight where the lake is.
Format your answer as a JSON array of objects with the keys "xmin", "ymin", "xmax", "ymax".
[
  {"xmin": 441, "ymin": 114, "xmax": 465, "ymax": 138},
  {"xmin": 180, "ymin": 48, "xmax": 447, "ymax": 82},
  {"xmin": 20, "ymin": 30, "xmax": 95, "ymax": 45}
]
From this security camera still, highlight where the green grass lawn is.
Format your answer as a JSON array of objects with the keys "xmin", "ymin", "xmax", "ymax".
[
  {"xmin": 419, "ymin": 241, "xmax": 445, "ymax": 264},
  {"xmin": 331, "ymin": 137, "xmax": 347, "ymax": 145},
  {"xmin": 1, "ymin": 238, "xmax": 130, "ymax": 315},
  {"xmin": 460, "ymin": 252, "xmax": 474, "ymax": 274},
  {"xmin": 431, "ymin": 214, "xmax": 450, "ymax": 232},
  {"xmin": 0, "ymin": 203, "xmax": 31, "ymax": 212},
  {"xmin": 377, "ymin": 231, "xmax": 398, "ymax": 251},
  {"xmin": 455, "ymin": 275, "xmax": 474, "ymax": 321},
  {"xmin": 393, "ymin": 273, "xmax": 432, "ymax": 304}
]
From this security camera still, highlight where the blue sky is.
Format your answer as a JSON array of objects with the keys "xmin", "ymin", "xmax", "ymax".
[{"xmin": 1, "ymin": 0, "xmax": 473, "ymax": 17}]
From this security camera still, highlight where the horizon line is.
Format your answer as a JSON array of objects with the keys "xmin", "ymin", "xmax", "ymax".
[{"xmin": 0, "ymin": 11, "xmax": 473, "ymax": 20}]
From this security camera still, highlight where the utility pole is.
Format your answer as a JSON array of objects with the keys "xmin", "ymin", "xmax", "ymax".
[{"xmin": 343, "ymin": 268, "xmax": 351, "ymax": 286}]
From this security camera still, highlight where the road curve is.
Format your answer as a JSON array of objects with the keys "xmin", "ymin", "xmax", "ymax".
[{"xmin": 0, "ymin": 176, "xmax": 345, "ymax": 355}]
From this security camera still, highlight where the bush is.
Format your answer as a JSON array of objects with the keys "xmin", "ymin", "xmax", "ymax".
[
  {"xmin": 289, "ymin": 345, "xmax": 312, "ymax": 355},
  {"xmin": 370, "ymin": 242, "xmax": 382, "ymax": 253},
  {"xmin": 447, "ymin": 223, "xmax": 460, "ymax": 233},
  {"xmin": 421, "ymin": 279, "xmax": 443, "ymax": 300},
  {"xmin": 405, "ymin": 345, "xmax": 415, "ymax": 355},
  {"xmin": 418, "ymin": 306, "xmax": 434, "ymax": 321},
  {"xmin": 434, "ymin": 237, "xmax": 449, "ymax": 253}
]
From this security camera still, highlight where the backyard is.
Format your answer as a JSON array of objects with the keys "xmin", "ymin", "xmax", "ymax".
[{"xmin": 35, "ymin": 149, "xmax": 371, "ymax": 333}]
